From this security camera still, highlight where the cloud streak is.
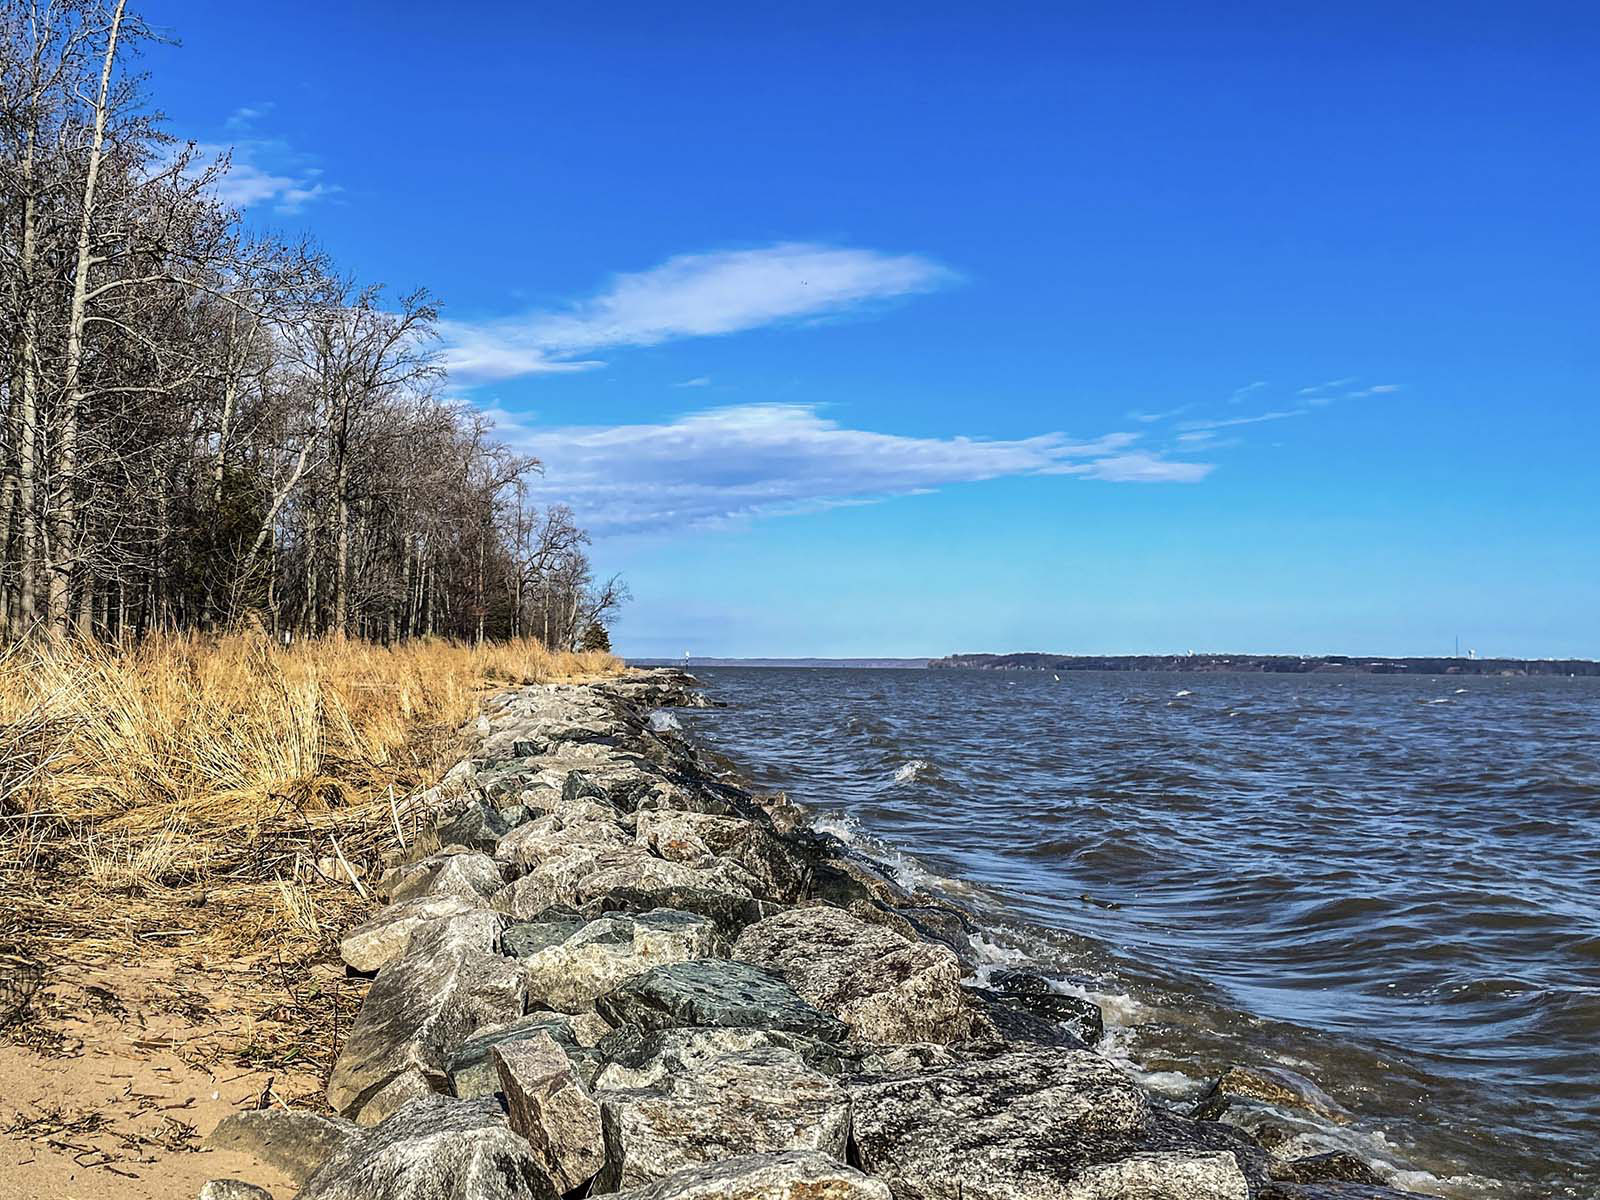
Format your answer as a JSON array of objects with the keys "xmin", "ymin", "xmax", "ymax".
[
  {"xmin": 440, "ymin": 243, "xmax": 954, "ymax": 382},
  {"xmin": 187, "ymin": 136, "xmax": 340, "ymax": 216},
  {"xmin": 491, "ymin": 403, "xmax": 1209, "ymax": 535}
]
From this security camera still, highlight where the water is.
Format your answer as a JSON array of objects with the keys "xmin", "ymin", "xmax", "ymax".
[{"xmin": 674, "ymin": 667, "xmax": 1600, "ymax": 1198}]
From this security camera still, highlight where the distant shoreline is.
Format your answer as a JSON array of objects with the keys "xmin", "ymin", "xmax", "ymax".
[{"xmin": 930, "ymin": 652, "xmax": 1600, "ymax": 676}]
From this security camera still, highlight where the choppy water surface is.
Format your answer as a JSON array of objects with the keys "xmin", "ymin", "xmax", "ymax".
[{"xmin": 676, "ymin": 668, "xmax": 1600, "ymax": 1198}]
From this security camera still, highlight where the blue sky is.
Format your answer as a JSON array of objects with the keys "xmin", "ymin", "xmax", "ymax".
[{"xmin": 146, "ymin": 1, "xmax": 1598, "ymax": 658}]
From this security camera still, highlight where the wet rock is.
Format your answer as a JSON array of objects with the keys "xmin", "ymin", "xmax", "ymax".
[
  {"xmin": 1270, "ymin": 1153, "xmax": 1387, "ymax": 1186},
  {"xmin": 595, "ymin": 1026, "xmax": 851, "ymax": 1089},
  {"xmin": 608, "ymin": 1151, "xmax": 891, "ymax": 1200},
  {"xmin": 518, "ymin": 910, "xmax": 727, "ymax": 1013},
  {"xmin": 596, "ymin": 959, "xmax": 849, "ymax": 1043},
  {"xmin": 494, "ymin": 1031, "xmax": 606, "ymax": 1191},
  {"xmin": 436, "ymin": 800, "xmax": 510, "ymax": 853},
  {"xmin": 327, "ymin": 918, "xmax": 524, "ymax": 1123},
  {"xmin": 1063, "ymin": 1151, "xmax": 1249, "ymax": 1199},
  {"xmin": 205, "ymin": 1108, "xmax": 361, "ymax": 1185},
  {"xmin": 847, "ymin": 1045, "xmax": 1151, "ymax": 1200},
  {"xmin": 733, "ymin": 905, "xmax": 975, "ymax": 1044},
  {"xmin": 985, "ymin": 969, "xmax": 1105, "ymax": 1045},
  {"xmin": 299, "ymin": 1094, "xmax": 557, "ymax": 1200},
  {"xmin": 337, "ymin": 897, "xmax": 488, "ymax": 974},
  {"xmin": 594, "ymin": 1047, "xmax": 852, "ymax": 1191},
  {"xmin": 199, "ymin": 1182, "xmax": 274, "ymax": 1200},
  {"xmin": 636, "ymin": 810, "xmax": 809, "ymax": 899},
  {"xmin": 965, "ymin": 989, "xmax": 1091, "ymax": 1051},
  {"xmin": 446, "ymin": 1012, "xmax": 600, "ymax": 1098},
  {"xmin": 1191, "ymin": 1065, "xmax": 1350, "ymax": 1124}
]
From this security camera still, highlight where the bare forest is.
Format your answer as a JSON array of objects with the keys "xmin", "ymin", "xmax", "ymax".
[{"xmin": 0, "ymin": 0, "xmax": 624, "ymax": 647}]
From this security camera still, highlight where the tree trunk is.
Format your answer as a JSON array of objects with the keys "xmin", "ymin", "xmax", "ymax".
[{"xmin": 51, "ymin": 0, "xmax": 129, "ymax": 631}]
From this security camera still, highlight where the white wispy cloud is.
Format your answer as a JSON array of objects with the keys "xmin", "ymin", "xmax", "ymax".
[
  {"xmin": 489, "ymin": 403, "xmax": 1209, "ymax": 535},
  {"xmin": 224, "ymin": 102, "xmax": 274, "ymax": 132},
  {"xmin": 1177, "ymin": 408, "xmax": 1308, "ymax": 433},
  {"xmin": 673, "ymin": 376, "xmax": 712, "ymax": 388},
  {"xmin": 439, "ymin": 243, "xmax": 954, "ymax": 383},
  {"xmin": 188, "ymin": 137, "xmax": 341, "ymax": 216}
]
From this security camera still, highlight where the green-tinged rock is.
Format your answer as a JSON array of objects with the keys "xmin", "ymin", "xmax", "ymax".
[{"xmin": 595, "ymin": 960, "xmax": 848, "ymax": 1043}]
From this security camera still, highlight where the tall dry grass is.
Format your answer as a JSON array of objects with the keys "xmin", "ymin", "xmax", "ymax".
[{"xmin": 0, "ymin": 633, "xmax": 620, "ymax": 961}]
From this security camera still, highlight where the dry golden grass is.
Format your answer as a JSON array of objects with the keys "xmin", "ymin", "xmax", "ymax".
[{"xmin": 0, "ymin": 632, "xmax": 621, "ymax": 965}]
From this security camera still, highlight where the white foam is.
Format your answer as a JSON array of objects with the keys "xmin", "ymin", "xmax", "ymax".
[
  {"xmin": 892, "ymin": 758, "xmax": 931, "ymax": 783},
  {"xmin": 1174, "ymin": 688, "xmax": 1193, "ymax": 697},
  {"xmin": 647, "ymin": 710, "xmax": 683, "ymax": 732}
]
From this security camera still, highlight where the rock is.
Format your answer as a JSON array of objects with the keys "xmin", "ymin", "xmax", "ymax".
[
  {"xmin": 494, "ymin": 811, "xmax": 630, "ymax": 869},
  {"xmin": 436, "ymin": 800, "xmax": 510, "ymax": 853},
  {"xmin": 1270, "ymin": 1153, "xmax": 1387, "ymax": 1186},
  {"xmin": 1062, "ymin": 1151, "xmax": 1249, "ymax": 1199},
  {"xmin": 299, "ymin": 1094, "xmax": 557, "ymax": 1200},
  {"xmin": 425, "ymin": 852, "xmax": 505, "ymax": 902},
  {"xmin": 966, "ymin": 989, "xmax": 1091, "ymax": 1051},
  {"xmin": 446, "ymin": 1012, "xmax": 599, "ymax": 1098},
  {"xmin": 327, "ymin": 918, "xmax": 524, "ymax": 1123},
  {"xmin": 733, "ymin": 906, "xmax": 974, "ymax": 1044},
  {"xmin": 337, "ymin": 896, "xmax": 486, "ymax": 974},
  {"xmin": 494, "ymin": 1032, "xmax": 606, "ymax": 1191},
  {"xmin": 595, "ymin": 1026, "xmax": 851, "ymax": 1089},
  {"xmin": 1260, "ymin": 1187, "xmax": 1424, "ymax": 1199},
  {"xmin": 635, "ymin": 810, "xmax": 809, "ymax": 899},
  {"xmin": 375, "ymin": 850, "xmax": 460, "ymax": 903},
  {"xmin": 579, "ymin": 885, "xmax": 786, "ymax": 940},
  {"xmin": 984, "ymin": 969, "xmax": 1105, "ymax": 1045},
  {"xmin": 199, "ymin": 1182, "xmax": 274, "ymax": 1200},
  {"xmin": 596, "ymin": 959, "xmax": 849, "ymax": 1043},
  {"xmin": 847, "ymin": 1045, "xmax": 1152, "ymax": 1200},
  {"xmin": 595, "ymin": 1048, "xmax": 852, "ymax": 1191},
  {"xmin": 205, "ymin": 1108, "xmax": 361, "ymax": 1185},
  {"xmin": 608, "ymin": 1151, "xmax": 891, "ymax": 1200},
  {"xmin": 493, "ymin": 846, "xmax": 753, "ymax": 919},
  {"xmin": 502, "ymin": 913, "xmax": 592, "ymax": 958},
  {"xmin": 519, "ymin": 910, "xmax": 728, "ymax": 1012},
  {"xmin": 1191, "ymin": 1065, "xmax": 1349, "ymax": 1124}
]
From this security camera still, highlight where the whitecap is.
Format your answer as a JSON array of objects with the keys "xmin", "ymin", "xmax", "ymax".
[
  {"xmin": 647, "ymin": 710, "xmax": 683, "ymax": 732},
  {"xmin": 1174, "ymin": 689, "xmax": 1193, "ymax": 697},
  {"xmin": 893, "ymin": 758, "xmax": 931, "ymax": 784}
]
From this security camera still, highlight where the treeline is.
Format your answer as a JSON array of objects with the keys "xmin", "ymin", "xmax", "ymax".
[{"xmin": 0, "ymin": 0, "xmax": 623, "ymax": 646}]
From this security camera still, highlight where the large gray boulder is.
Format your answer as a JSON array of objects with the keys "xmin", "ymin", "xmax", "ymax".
[
  {"xmin": 609, "ymin": 1151, "xmax": 891, "ymax": 1200},
  {"xmin": 436, "ymin": 800, "xmax": 511, "ymax": 853},
  {"xmin": 1062, "ymin": 1152, "xmax": 1249, "ymax": 1199},
  {"xmin": 517, "ymin": 910, "xmax": 728, "ymax": 1012},
  {"xmin": 327, "ymin": 918, "xmax": 525, "ymax": 1124},
  {"xmin": 205, "ymin": 1108, "xmax": 362, "ymax": 1185},
  {"xmin": 198, "ymin": 1183, "xmax": 273, "ymax": 1200},
  {"xmin": 733, "ymin": 906, "xmax": 975, "ymax": 1044},
  {"xmin": 338, "ymin": 896, "xmax": 483, "ymax": 974},
  {"xmin": 298, "ymin": 1095, "xmax": 557, "ymax": 1200},
  {"xmin": 594, "ymin": 1026, "xmax": 850, "ymax": 1089},
  {"xmin": 446, "ymin": 1012, "xmax": 599, "ymax": 1098},
  {"xmin": 846, "ymin": 1045, "xmax": 1154, "ymax": 1200},
  {"xmin": 595, "ymin": 959, "xmax": 848, "ymax": 1043},
  {"xmin": 493, "ymin": 846, "xmax": 753, "ymax": 919},
  {"xmin": 494, "ymin": 810, "xmax": 630, "ymax": 869},
  {"xmin": 377, "ymin": 851, "xmax": 503, "ymax": 904},
  {"xmin": 635, "ymin": 810, "xmax": 809, "ymax": 899},
  {"xmin": 494, "ymin": 1032, "xmax": 606, "ymax": 1192},
  {"xmin": 594, "ymin": 1048, "xmax": 852, "ymax": 1191}
]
